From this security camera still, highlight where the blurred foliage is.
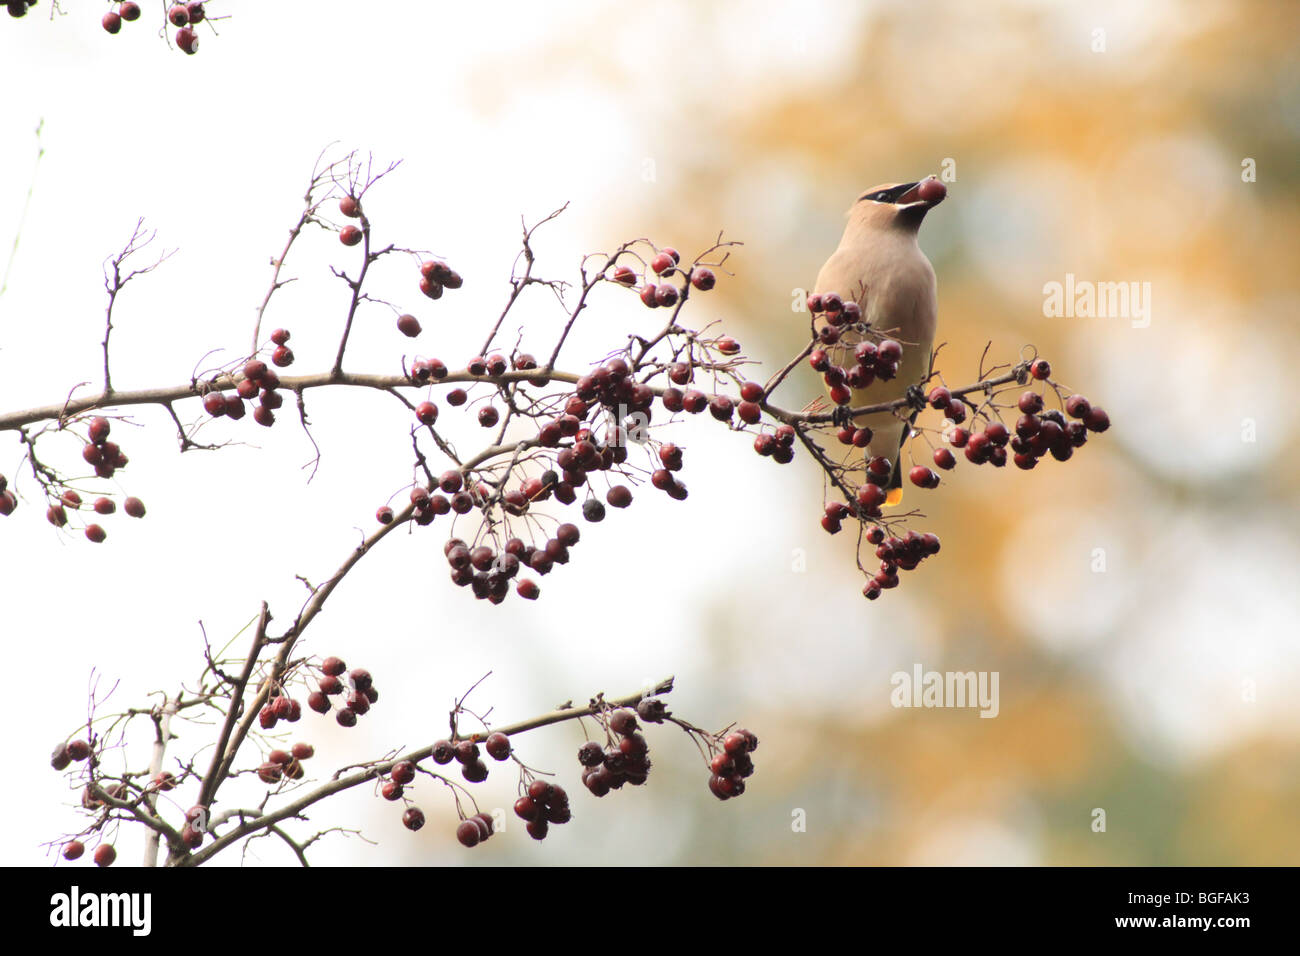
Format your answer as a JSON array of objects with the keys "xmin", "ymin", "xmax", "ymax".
[{"xmin": 590, "ymin": 0, "xmax": 1300, "ymax": 864}]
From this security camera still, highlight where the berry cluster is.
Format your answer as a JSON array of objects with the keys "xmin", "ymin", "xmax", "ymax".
[
  {"xmin": 13, "ymin": 417, "xmax": 148, "ymax": 541},
  {"xmin": 809, "ymin": 312, "xmax": 903, "ymax": 411},
  {"xmin": 43, "ymin": 486, "xmax": 143, "ymax": 543},
  {"xmin": 50, "ymin": 738, "xmax": 92, "ymax": 772},
  {"xmin": 628, "ymin": 246, "xmax": 717, "ymax": 310},
  {"xmin": 179, "ymin": 804, "xmax": 209, "ymax": 849},
  {"xmin": 708, "ymin": 728, "xmax": 758, "ymax": 801},
  {"xmin": 455, "ymin": 810, "xmax": 498, "ymax": 847},
  {"xmin": 861, "ymin": 528, "xmax": 941, "ymax": 600},
  {"xmin": 382, "ymin": 758, "xmax": 417, "ymax": 801},
  {"xmin": 258, "ymin": 688, "xmax": 302, "ymax": 729},
  {"xmin": 97, "ymin": 3, "xmax": 205, "ymax": 55},
  {"xmin": 512, "ymin": 779, "xmax": 571, "ymax": 841},
  {"xmin": 256, "ymin": 740, "xmax": 314, "ymax": 786},
  {"xmin": 917, "ymin": 363, "xmax": 1109, "ymax": 474},
  {"xmin": 60, "ymin": 837, "xmax": 120, "ymax": 867},
  {"xmin": 305, "ymin": 657, "xmax": 379, "ymax": 729},
  {"xmin": 51, "ymin": 737, "xmax": 135, "ymax": 865},
  {"xmin": 429, "ymin": 728, "xmax": 509, "ymax": 784},
  {"xmin": 579, "ymin": 706, "xmax": 654, "ymax": 797},
  {"xmin": 204, "ymin": 354, "xmax": 290, "ymax": 428},
  {"xmin": 417, "ymin": 259, "xmax": 463, "ymax": 301}
]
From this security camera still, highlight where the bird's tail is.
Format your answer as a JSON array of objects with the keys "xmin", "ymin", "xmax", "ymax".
[{"xmin": 882, "ymin": 410, "xmax": 919, "ymax": 508}]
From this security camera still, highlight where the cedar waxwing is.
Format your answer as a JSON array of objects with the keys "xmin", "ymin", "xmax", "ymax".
[{"xmin": 812, "ymin": 176, "xmax": 946, "ymax": 505}]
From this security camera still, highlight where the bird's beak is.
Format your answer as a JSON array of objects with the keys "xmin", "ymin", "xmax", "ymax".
[{"xmin": 895, "ymin": 175, "xmax": 945, "ymax": 208}]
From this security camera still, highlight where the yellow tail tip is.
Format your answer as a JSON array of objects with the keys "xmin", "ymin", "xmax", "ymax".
[{"xmin": 885, "ymin": 487, "xmax": 904, "ymax": 507}]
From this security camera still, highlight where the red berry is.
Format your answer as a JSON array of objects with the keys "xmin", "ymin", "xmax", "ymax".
[
  {"xmin": 270, "ymin": 328, "xmax": 290, "ymax": 346},
  {"xmin": 339, "ymin": 225, "xmax": 363, "ymax": 246},
  {"xmin": 339, "ymin": 196, "xmax": 361, "ymax": 218},
  {"xmin": 1018, "ymin": 391, "xmax": 1044, "ymax": 414},
  {"xmin": 639, "ymin": 284, "xmax": 659, "ymax": 308},
  {"xmin": 609, "ymin": 709, "xmax": 638, "ymax": 736},
  {"xmin": 485, "ymin": 732, "xmax": 511, "ymax": 761},
  {"xmin": 203, "ymin": 392, "xmax": 227, "ymax": 417},
  {"xmin": 376, "ymin": 506, "xmax": 394, "ymax": 524},
  {"xmin": 67, "ymin": 740, "xmax": 92, "ymax": 761},
  {"xmin": 102, "ymin": 12, "xmax": 122, "ymax": 33},
  {"xmin": 253, "ymin": 406, "xmax": 275, "ymax": 427},
  {"xmin": 167, "ymin": 4, "xmax": 188, "ymax": 26},
  {"xmin": 1030, "ymin": 359, "xmax": 1051, "ymax": 380},
  {"xmin": 708, "ymin": 395, "xmax": 734, "ymax": 421},
  {"xmin": 692, "ymin": 268, "xmax": 716, "ymax": 291},
  {"xmin": 396, "ymin": 314, "xmax": 421, "ymax": 337},
  {"xmin": 611, "ymin": 265, "xmax": 636, "ymax": 286},
  {"xmin": 84, "ymin": 524, "xmax": 107, "ymax": 543},
  {"xmin": 63, "ymin": 841, "xmax": 84, "ymax": 861},
  {"xmin": 654, "ymin": 284, "xmax": 678, "ymax": 308},
  {"xmin": 477, "ymin": 406, "xmax": 499, "ymax": 428},
  {"xmin": 416, "ymin": 402, "xmax": 438, "ymax": 425},
  {"xmin": 271, "ymin": 346, "xmax": 294, "ymax": 367},
  {"xmin": 335, "ymin": 707, "xmax": 357, "ymax": 727},
  {"xmin": 93, "ymin": 844, "xmax": 116, "ymax": 867},
  {"xmin": 175, "ymin": 26, "xmax": 198, "ymax": 54},
  {"xmin": 390, "ymin": 760, "xmax": 416, "ymax": 785},
  {"xmin": 403, "ymin": 807, "xmax": 426, "ymax": 831},
  {"xmin": 983, "ymin": 422, "xmax": 1010, "ymax": 446},
  {"xmin": 1066, "ymin": 395, "xmax": 1092, "ymax": 419},
  {"xmin": 606, "ymin": 485, "xmax": 632, "ymax": 508},
  {"xmin": 120, "ymin": 2, "xmax": 141, "ymax": 21},
  {"xmin": 857, "ymin": 484, "xmax": 886, "ymax": 509},
  {"xmin": 651, "ymin": 252, "xmax": 674, "ymax": 275},
  {"xmin": 877, "ymin": 339, "xmax": 903, "ymax": 363},
  {"xmin": 1084, "ymin": 407, "xmax": 1110, "ymax": 432},
  {"xmin": 723, "ymin": 731, "xmax": 748, "ymax": 755}
]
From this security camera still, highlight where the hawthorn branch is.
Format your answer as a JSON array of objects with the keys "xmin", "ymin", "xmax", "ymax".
[
  {"xmin": 195, "ymin": 603, "xmax": 270, "ymax": 814},
  {"xmin": 142, "ymin": 695, "xmax": 180, "ymax": 867},
  {"xmin": 177, "ymin": 676, "xmax": 674, "ymax": 867},
  {"xmin": 479, "ymin": 203, "xmax": 569, "ymax": 356}
]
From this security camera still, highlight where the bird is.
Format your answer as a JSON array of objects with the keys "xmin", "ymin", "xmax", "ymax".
[{"xmin": 812, "ymin": 176, "xmax": 946, "ymax": 506}]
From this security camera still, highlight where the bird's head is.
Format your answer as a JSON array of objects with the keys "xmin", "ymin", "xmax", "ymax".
[{"xmin": 852, "ymin": 175, "xmax": 947, "ymax": 232}]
